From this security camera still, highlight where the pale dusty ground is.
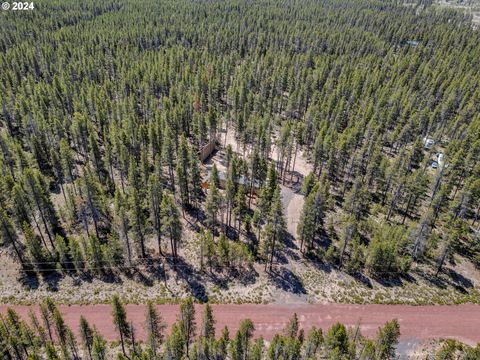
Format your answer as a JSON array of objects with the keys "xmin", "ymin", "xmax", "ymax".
[
  {"xmin": 1, "ymin": 223, "xmax": 479, "ymax": 305},
  {"xmin": 435, "ymin": 0, "xmax": 480, "ymax": 25}
]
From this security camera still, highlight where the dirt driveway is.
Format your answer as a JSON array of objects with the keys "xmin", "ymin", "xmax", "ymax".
[
  {"xmin": 1, "ymin": 303, "xmax": 479, "ymax": 346},
  {"xmin": 281, "ymin": 186, "xmax": 304, "ymax": 236}
]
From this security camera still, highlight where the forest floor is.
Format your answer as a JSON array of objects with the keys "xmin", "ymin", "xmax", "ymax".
[
  {"xmin": 0, "ymin": 127, "xmax": 479, "ymax": 306},
  {"xmin": 435, "ymin": 0, "xmax": 480, "ymax": 26},
  {"xmin": 404, "ymin": 1, "xmax": 480, "ymax": 27},
  {"xmin": 0, "ymin": 303, "xmax": 479, "ymax": 358}
]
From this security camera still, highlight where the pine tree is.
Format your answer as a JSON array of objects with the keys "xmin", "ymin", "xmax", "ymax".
[
  {"xmin": 410, "ymin": 214, "xmax": 432, "ymax": 260},
  {"xmin": 344, "ymin": 179, "xmax": 370, "ymax": 221},
  {"xmin": 45, "ymin": 341, "xmax": 60, "ymax": 360},
  {"xmin": 231, "ymin": 319, "xmax": 255, "ymax": 360},
  {"xmin": 263, "ymin": 185, "xmax": 286, "ymax": 271},
  {"xmin": 40, "ymin": 299, "xmax": 54, "ymax": 342},
  {"xmin": 29, "ymin": 310, "xmax": 47, "ymax": 347},
  {"xmin": 23, "ymin": 169, "xmax": 59, "ymax": 249},
  {"xmin": 4, "ymin": 308, "xmax": 31, "ymax": 358},
  {"xmin": 216, "ymin": 326, "xmax": 230, "ymax": 359},
  {"xmin": 202, "ymin": 303, "xmax": 215, "ymax": 339},
  {"xmin": 128, "ymin": 187, "xmax": 146, "ymax": 258},
  {"xmin": 50, "ymin": 148, "xmax": 66, "ymax": 201},
  {"xmin": 297, "ymin": 184, "xmax": 326, "ymax": 254},
  {"xmin": 11, "ymin": 184, "xmax": 31, "ymax": 228},
  {"xmin": 283, "ymin": 313, "xmax": 299, "ymax": 339},
  {"xmin": 375, "ymin": 319, "xmax": 400, "ymax": 360},
  {"xmin": 179, "ymin": 297, "xmax": 196, "ymax": 355},
  {"xmin": 205, "ymin": 181, "xmax": 222, "ymax": 235},
  {"xmin": 0, "ymin": 209, "xmax": 25, "ymax": 265},
  {"xmin": 324, "ymin": 322, "xmax": 348, "ymax": 356},
  {"xmin": 87, "ymin": 235, "xmax": 105, "ymax": 273},
  {"xmin": 79, "ymin": 316, "xmax": 93, "ymax": 360},
  {"xmin": 176, "ymin": 135, "xmax": 190, "ymax": 208},
  {"xmin": 91, "ymin": 329, "xmax": 107, "ymax": 360},
  {"xmin": 258, "ymin": 162, "xmax": 277, "ymax": 216},
  {"xmin": 52, "ymin": 308, "xmax": 70, "ymax": 358},
  {"xmin": 165, "ymin": 323, "xmax": 185, "ymax": 360},
  {"xmin": 234, "ymin": 186, "xmax": 248, "ymax": 240},
  {"xmin": 113, "ymin": 191, "xmax": 133, "ymax": 265},
  {"xmin": 79, "ymin": 166, "xmax": 107, "ymax": 239},
  {"xmin": 145, "ymin": 301, "xmax": 165, "ymax": 357},
  {"xmin": 69, "ymin": 237, "xmax": 85, "ymax": 273},
  {"xmin": 210, "ymin": 164, "xmax": 220, "ymax": 189},
  {"xmin": 250, "ymin": 338, "xmax": 264, "ymax": 360},
  {"xmin": 162, "ymin": 127, "xmax": 176, "ymax": 189},
  {"xmin": 217, "ymin": 233, "xmax": 230, "ymax": 267},
  {"xmin": 340, "ymin": 217, "xmax": 357, "ymax": 264},
  {"xmin": 111, "ymin": 294, "xmax": 131, "ymax": 358},
  {"xmin": 148, "ymin": 174, "xmax": 164, "ymax": 256},
  {"xmin": 59, "ymin": 139, "xmax": 76, "ymax": 193},
  {"xmin": 189, "ymin": 148, "xmax": 203, "ymax": 214},
  {"xmin": 303, "ymin": 327, "xmax": 323, "ymax": 358},
  {"xmin": 160, "ymin": 192, "xmax": 182, "ymax": 260}
]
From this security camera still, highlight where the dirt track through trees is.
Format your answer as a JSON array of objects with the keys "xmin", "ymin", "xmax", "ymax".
[{"xmin": 1, "ymin": 303, "xmax": 479, "ymax": 345}]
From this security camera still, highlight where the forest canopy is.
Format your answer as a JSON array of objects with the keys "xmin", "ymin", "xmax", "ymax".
[{"xmin": 0, "ymin": 0, "xmax": 479, "ymax": 299}]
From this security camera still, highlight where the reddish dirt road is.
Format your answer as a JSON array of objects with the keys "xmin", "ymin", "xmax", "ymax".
[{"xmin": 1, "ymin": 303, "xmax": 479, "ymax": 345}]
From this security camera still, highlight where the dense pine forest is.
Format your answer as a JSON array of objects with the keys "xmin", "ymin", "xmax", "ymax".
[{"xmin": 0, "ymin": 0, "xmax": 479, "ymax": 304}]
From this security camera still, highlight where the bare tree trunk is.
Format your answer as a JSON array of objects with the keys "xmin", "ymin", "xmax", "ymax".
[
  {"xmin": 290, "ymin": 143, "xmax": 298, "ymax": 182},
  {"xmin": 269, "ymin": 233, "xmax": 277, "ymax": 271}
]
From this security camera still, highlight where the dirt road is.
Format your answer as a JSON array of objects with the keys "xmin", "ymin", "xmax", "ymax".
[{"xmin": 1, "ymin": 303, "xmax": 479, "ymax": 346}]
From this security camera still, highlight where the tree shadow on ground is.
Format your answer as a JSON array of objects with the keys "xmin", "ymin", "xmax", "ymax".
[
  {"xmin": 374, "ymin": 270, "xmax": 421, "ymax": 287},
  {"xmin": 416, "ymin": 269, "xmax": 448, "ymax": 289},
  {"xmin": 401, "ymin": 272, "xmax": 417, "ymax": 283},
  {"xmin": 40, "ymin": 271, "xmax": 62, "ymax": 292},
  {"xmin": 316, "ymin": 230, "xmax": 333, "ymax": 250},
  {"xmin": 284, "ymin": 232, "xmax": 298, "ymax": 250},
  {"xmin": 167, "ymin": 256, "xmax": 208, "ymax": 302},
  {"xmin": 446, "ymin": 268, "xmax": 473, "ymax": 293},
  {"xmin": 303, "ymin": 252, "xmax": 334, "ymax": 274},
  {"xmin": 19, "ymin": 271, "xmax": 40, "ymax": 290},
  {"xmin": 282, "ymin": 233, "xmax": 301, "ymax": 262},
  {"xmin": 283, "ymin": 170, "xmax": 305, "ymax": 192},
  {"xmin": 415, "ymin": 264, "xmax": 474, "ymax": 293},
  {"xmin": 130, "ymin": 268, "xmax": 155, "ymax": 287},
  {"xmin": 185, "ymin": 205, "xmax": 205, "ymax": 226},
  {"xmin": 416, "ymin": 270, "xmax": 456, "ymax": 289},
  {"xmin": 275, "ymin": 251, "xmax": 290, "ymax": 265},
  {"xmin": 374, "ymin": 276, "xmax": 404, "ymax": 288},
  {"xmin": 227, "ymin": 266, "xmax": 258, "ymax": 286},
  {"xmin": 268, "ymin": 266, "xmax": 306, "ymax": 294},
  {"xmin": 351, "ymin": 272, "xmax": 373, "ymax": 288},
  {"xmin": 77, "ymin": 266, "xmax": 123, "ymax": 284},
  {"xmin": 204, "ymin": 269, "xmax": 229, "ymax": 290},
  {"xmin": 202, "ymin": 256, "xmax": 259, "ymax": 288}
]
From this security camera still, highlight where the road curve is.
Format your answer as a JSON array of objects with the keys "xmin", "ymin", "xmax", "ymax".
[{"xmin": 1, "ymin": 303, "xmax": 479, "ymax": 345}]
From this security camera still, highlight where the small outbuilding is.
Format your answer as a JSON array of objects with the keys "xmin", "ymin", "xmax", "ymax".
[
  {"xmin": 202, "ymin": 170, "xmax": 262, "ymax": 194},
  {"xmin": 199, "ymin": 138, "xmax": 217, "ymax": 162},
  {"xmin": 423, "ymin": 137, "xmax": 435, "ymax": 150}
]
